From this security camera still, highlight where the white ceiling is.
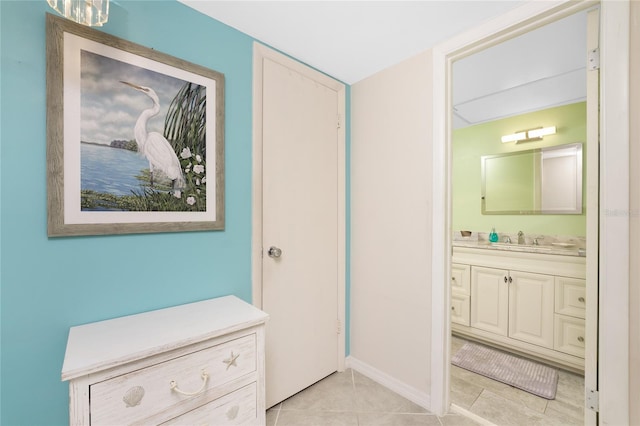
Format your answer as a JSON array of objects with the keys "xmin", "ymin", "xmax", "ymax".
[
  {"xmin": 178, "ymin": 1, "xmax": 526, "ymax": 84},
  {"xmin": 178, "ymin": 1, "xmax": 587, "ymax": 128},
  {"xmin": 452, "ymin": 10, "xmax": 587, "ymax": 128}
]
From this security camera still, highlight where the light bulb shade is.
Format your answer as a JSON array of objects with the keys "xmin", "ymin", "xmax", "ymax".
[
  {"xmin": 47, "ymin": 0, "xmax": 109, "ymax": 27},
  {"xmin": 501, "ymin": 131, "xmax": 527, "ymax": 143},
  {"xmin": 527, "ymin": 126, "xmax": 557, "ymax": 139}
]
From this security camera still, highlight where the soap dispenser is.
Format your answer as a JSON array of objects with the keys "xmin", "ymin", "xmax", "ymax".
[{"xmin": 489, "ymin": 228, "xmax": 499, "ymax": 243}]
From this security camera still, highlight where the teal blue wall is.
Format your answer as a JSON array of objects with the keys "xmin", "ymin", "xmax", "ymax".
[{"xmin": 0, "ymin": 1, "xmax": 350, "ymax": 424}]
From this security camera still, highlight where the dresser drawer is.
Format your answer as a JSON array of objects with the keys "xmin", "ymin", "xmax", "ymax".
[
  {"xmin": 554, "ymin": 314, "xmax": 585, "ymax": 358},
  {"xmin": 91, "ymin": 334, "xmax": 256, "ymax": 425},
  {"xmin": 555, "ymin": 277, "xmax": 586, "ymax": 319},
  {"xmin": 161, "ymin": 383, "xmax": 257, "ymax": 425}
]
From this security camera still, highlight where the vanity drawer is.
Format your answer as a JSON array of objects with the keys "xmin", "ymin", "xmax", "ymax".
[
  {"xmin": 451, "ymin": 263, "xmax": 471, "ymax": 294},
  {"xmin": 555, "ymin": 277, "xmax": 586, "ymax": 319},
  {"xmin": 554, "ymin": 314, "xmax": 585, "ymax": 358},
  {"xmin": 451, "ymin": 293, "xmax": 470, "ymax": 326},
  {"xmin": 91, "ymin": 334, "xmax": 256, "ymax": 425},
  {"xmin": 161, "ymin": 383, "xmax": 257, "ymax": 425}
]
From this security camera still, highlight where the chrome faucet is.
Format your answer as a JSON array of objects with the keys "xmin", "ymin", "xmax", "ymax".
[
  {"xmin": 518, "ymin": 231, "xmax": 525, "ymax": 245},
  {"xmin": 533, "ymin": 236, "xmax": 544, "ymax": 246},
  {"xmin": 504, "ymin": 236, "xmax": 512, "ymax": 244}
]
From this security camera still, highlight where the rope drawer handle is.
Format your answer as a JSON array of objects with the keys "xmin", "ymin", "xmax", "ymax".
[{"xmin": 170, "ymin": 370, "xmax": 209, "ymax": 396}]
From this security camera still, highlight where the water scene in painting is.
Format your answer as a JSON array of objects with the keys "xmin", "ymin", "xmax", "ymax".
[
  {"xmin": 81, "ymin": 143, "xmax": 148, "ymax": 197},
  {"xmin": 79, "ymin": 50, "xmax": 208, "ymax": 212}
]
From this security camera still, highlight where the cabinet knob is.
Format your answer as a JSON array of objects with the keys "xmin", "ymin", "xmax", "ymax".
[
  {"xmin": 578, "ymin": 297, "xmax": 585, "ymax": 303},
  {"xmin": 578, "ymin": 336, "xmax": 585, "ymax": 343},
  {"xmin": 452, "ymin": 277, "xmax": 456, "ymax": 281},
  {"xmin": 504, "ymin": 276, "xmax": 508, "ymax": 283},
  {"xmin": 451, "ymin": 306, "xmax": 455, "ymax": 311}
]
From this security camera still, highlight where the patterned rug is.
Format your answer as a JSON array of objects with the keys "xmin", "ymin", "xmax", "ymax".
[{"xmin": 452, "ymin": 342, "xmax": 559, "ymax": 399}]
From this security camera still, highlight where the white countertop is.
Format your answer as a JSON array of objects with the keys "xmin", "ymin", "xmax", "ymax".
[{"xmin": 452, "ymin": 240, "xmax": 585, "ymax": 257}]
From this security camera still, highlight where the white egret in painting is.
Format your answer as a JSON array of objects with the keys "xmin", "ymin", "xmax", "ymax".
[{"xmin": 121, "ymin": 81, "xmax": 186, "ymax": 194}]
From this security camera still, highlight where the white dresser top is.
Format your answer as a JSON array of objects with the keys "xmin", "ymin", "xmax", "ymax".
[{"xmin": 62, "ymin": 295, "xmax": 268, "ymax": 381}]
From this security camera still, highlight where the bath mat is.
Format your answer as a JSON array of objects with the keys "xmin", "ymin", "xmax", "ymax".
[{"xmin": 452, "ymin": 342, "xmax": 559, "ymax": 399}]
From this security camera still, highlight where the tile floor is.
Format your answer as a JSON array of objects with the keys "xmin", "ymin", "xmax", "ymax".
[
  {"xmin": 266, "ymin": 337, "xmax": 585, "ymax": 425},
  {"xmin": 450, "ymin": 335, "xmax": 585, "ymax": 426},
  {"xmin": 266, "ymin": 368, "xmax": 480, "ymax": 426}
]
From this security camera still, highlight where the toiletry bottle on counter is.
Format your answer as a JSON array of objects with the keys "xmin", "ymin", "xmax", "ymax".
[{"xmin": 489, "ymin": 228, "xmax": 498, "ymax": 243}]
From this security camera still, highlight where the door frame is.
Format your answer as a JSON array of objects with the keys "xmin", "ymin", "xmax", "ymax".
[
  {"xmin": 251, "ymin": 42, "xmax": 347, "ymax": 371},
  {"xmin": 430, "ymin": 0, "xmax": 630, "ymax": 423}
]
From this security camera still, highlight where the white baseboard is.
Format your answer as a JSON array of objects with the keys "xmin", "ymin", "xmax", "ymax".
[{"xmin": 345, "ymin": 355, "xmax": 431, "ymax": 411}]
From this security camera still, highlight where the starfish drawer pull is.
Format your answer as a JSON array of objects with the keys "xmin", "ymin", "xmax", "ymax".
[{"xmin": 223, "ymin": 351, "xmax": 240, "ymax": 370}]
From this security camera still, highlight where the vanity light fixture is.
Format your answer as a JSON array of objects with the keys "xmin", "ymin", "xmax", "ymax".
[
  {"xmin": 501, "ymin": 126, "xmax": 557, "ymax": 143},
  {"xmin": 47, "ymin": 0, "xmax": 109, "ymax": 27}
]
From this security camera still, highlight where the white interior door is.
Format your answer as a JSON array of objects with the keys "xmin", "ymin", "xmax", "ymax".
[{"xmin": 252, "ymin": 44, "xmax": 346, "ymax": 409}]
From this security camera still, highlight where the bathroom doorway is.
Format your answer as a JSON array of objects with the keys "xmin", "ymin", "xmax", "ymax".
[{"xmin": 446, "ymin": 4, "xmax": 599, "ymax": 425}]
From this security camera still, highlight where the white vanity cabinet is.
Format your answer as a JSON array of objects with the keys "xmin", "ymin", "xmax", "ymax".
[
  {"xmin": 61, "ymin": 296, "xmax": 269, "ymax": 426},
  {"xmin": 452, "ymin": 246, "xmax": 586, "ymax": 371}
]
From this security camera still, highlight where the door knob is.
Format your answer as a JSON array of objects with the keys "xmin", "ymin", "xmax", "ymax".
[{"xmin": 268, "ymin": 246, "xmax": 282, "ymax": 258}]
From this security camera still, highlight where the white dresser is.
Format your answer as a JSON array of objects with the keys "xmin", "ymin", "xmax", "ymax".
[{"xmin": 62, "ymin": 296, "xmax": 269, "ymax": 425}]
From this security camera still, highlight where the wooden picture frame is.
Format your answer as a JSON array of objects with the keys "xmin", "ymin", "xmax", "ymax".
[{"xmin": 46, "ymin": 13, "xmax": 224, "ymax": 237}]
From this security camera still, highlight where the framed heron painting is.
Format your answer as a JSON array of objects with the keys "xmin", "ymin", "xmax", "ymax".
[{"xmin": 46, "ymin": 13, "xmax": 224, "ymax": 237}]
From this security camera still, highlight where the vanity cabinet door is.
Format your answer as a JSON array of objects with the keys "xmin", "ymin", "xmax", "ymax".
[
  {"xmin": 470, "ymin": 266, "xmax": 508, "ymax": 336},
  {"xmin": 508, "ymin": 271, "xmax": 555, "ymax": 349}
]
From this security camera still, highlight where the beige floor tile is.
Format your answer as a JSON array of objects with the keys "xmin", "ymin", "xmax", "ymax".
[
  {"xmin": 543, "ymin": 405, "xmax": 584, "ymax": 426},
  {"xmin": 353, "ymin": 370, "xmax": 428, "ymax": 414},
  {"xmin": 553, "ymin": 369, "xmax": 585, "ymax": 415},
  {"xmin": 450, "ymin": 373, "xmax": 483, "ymax": 409},
  {"xmin": 357, "ymin": 412, "xmax": 442, "ymax": 426},
  {"xmin": 439, "ymin": 413, "xmax": 484, "ymax": 426},
  {"xmin": 469, "ymin": 389, "xmax": 548, "ymax": 426},
  {"xmin": 275, "ymin": 410, "xmax": 359, "ymax": 426},
  {"xmin": 545, "ymin": 397, "xmax": 584, "ymax": 422},
  {"xmin": 266, "ymin": 406, "xmax": 280, "ymax": 426},
  {"xmin": 281, "ymin": 370, "xmax": 356, "ymax": 412}
]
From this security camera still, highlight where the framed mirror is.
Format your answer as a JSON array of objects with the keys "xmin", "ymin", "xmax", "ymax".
[{"xmin": 481, "ymin": 143, "xmax": 583, "ymax": 214}]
